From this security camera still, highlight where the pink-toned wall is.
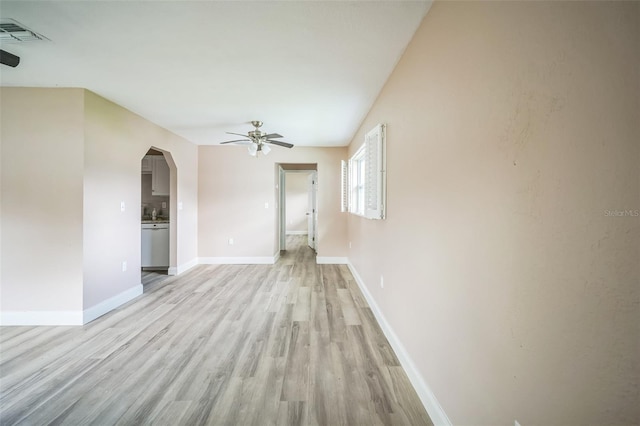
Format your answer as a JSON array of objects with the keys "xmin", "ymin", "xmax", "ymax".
[
  {"xmin": 286, "ymin": 172, "xmax": 310, "ymax": 234},
  {"xmin": 1, "ymin": 88, "xmax": 85, "ymax": 315},
  {"xmin": 198, "ymin": 146, "xmax": 347, "ymax": 259},
  {"xmin": 83, "ymin": 91, "xmax": 198, "ymax": 309},
  {"xmin": 0, "ymin": 88, "xmax": 198, "ymax": 322},
  {"xmin": 347, "ymin": 2, "xmax": 639, "ymax": 424}
]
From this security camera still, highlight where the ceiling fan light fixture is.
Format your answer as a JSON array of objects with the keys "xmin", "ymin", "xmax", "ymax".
[{"xmin": 219, "ymin": 121, "xmax": 294, "ymax": 156}]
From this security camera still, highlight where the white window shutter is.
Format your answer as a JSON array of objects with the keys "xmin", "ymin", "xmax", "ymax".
[
  {"xmin": 365, "ymin": 124, "xmax": 385, "ymax": 220},
  {"xmin": 340, "ymin": 160, "xmax": 348, "ymax": 212}
]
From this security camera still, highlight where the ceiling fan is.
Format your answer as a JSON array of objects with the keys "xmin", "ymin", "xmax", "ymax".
[{"xmin": 220, "ymin": 121, "xmax": 294, "ymax": 156}]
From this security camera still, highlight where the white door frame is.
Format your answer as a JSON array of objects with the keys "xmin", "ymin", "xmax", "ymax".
[
  {"xmin": 307, "ymin": 171, "xmax": 318, "ymax": 251},
  {"xmin": 278, "ymin": 167, "xmax": 317, "ymax": 252},
  {"xmin": 278, "ymin": 166, "xmax": 286, "ymax": 251}
]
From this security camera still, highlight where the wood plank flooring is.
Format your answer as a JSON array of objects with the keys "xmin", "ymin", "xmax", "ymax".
[
  {"xmin": 0, "ymin": 236, "xmax": 432, "ymax": 425},
  {"xmin": 141, "ymin": 270, "xmax": 170, "ymax": 288}
]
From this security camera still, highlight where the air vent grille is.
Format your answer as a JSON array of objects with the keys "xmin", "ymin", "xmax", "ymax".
[{"xmin": 0, "ymin": 19, "xmax": 49, "ymax": 43}]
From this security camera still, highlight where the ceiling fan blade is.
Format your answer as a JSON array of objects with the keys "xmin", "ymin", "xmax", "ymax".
[
  {"xmin": 262, "ymin": 133, "xmax": 283, "ymax": 139},
  {"xmin": 226, "ymin": 132, "xmax": 249, "ymax": 138},
  {"xmin": 220, "ymin": 139, "xmax": 251, "ymax": 144},
  {"xmin": 265, "ymin": 140, "xmax": 294, "ymax": 148}
]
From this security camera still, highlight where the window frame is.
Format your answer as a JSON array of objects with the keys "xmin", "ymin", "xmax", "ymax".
[
  {"xmin": 343, "ymin": 123, "xmax": 386, "ymax": 220},
  {"xmin": 348, "ymin": 144, "xmax": 367, "ymax": 216}
]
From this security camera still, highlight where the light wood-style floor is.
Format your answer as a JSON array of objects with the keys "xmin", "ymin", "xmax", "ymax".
[
  {"xmin": 0, "ymin": 236, "xmax": 432, "ymax": 425},
  {"xmin": 141, "ymin": 269, "xmax": 170, "ymax": 287}
]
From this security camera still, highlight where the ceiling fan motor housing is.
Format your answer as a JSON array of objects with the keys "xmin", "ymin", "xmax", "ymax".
[
  {"xmin": 247, "ymin": 121, "xmax": 265, "ymax": 142},
  {"xmin": 249, "ymin": 130, "xmax": 262, "ymax": 141}
]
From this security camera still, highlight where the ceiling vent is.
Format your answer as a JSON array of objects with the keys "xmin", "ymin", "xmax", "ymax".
[{"xmin": 0, "ymin": 19, "xmax": 49, "ymax": 43}]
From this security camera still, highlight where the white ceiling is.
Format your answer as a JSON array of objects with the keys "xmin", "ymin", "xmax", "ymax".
[{"xmin": 0, "ymin": 1, "xmax": 431, "ymax": 147}]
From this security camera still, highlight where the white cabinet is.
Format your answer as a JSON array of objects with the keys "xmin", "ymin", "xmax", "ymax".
[
  {"xmin": 151, "ymin": 156, "xmax": 170, "ymax": 196},
  {"xmin": 141, "ymin": 154, "xmax": 169, "ymax": 196},
  {"xmin": 141, "ymin": 223, "xmax": 169, "ymax": 268},
  {"xmin": 141, "ymin": 155, "xmax": 153, "ymax": 174}
]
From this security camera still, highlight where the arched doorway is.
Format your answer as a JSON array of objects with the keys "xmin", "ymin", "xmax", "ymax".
[{"xmin": 140, "ymin": 147, "xmax": 177, "ymax": 287}]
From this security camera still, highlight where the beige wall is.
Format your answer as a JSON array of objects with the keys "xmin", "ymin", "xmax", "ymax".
[
  {"xmin": 1, "ymin": 88, "xmax": 85, "ymax": 313},
  {"xmin": 83, "ymin": 91, "xmax": 198, "ymax": 308},
  {"xmin": 0, "ymin": 88, "xmax": 198, "ymax": 319},
  {"xmin": 198, "ymin": 146, "xmax": 347, "ymax": 258},
  {"xmin": 286, "ymin": 172, "xmax": 310, "ymax": 233},
  {"xmin": 347, "ymin": 2, "xmax": 639, "ymax": 425}
]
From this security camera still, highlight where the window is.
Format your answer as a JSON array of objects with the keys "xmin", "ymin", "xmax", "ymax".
[
  {"xmin": 342, "ymin": 123, "xmax": 386, "ymax": 219},
  {"xmin": 349, "ymin": 144, "xmax": 366, "ymax": 216}
]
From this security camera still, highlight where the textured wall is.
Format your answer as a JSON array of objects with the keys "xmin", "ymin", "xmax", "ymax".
[{"xmin": 347, "ymin": 2, "xmax": 639, "ymax": 424}]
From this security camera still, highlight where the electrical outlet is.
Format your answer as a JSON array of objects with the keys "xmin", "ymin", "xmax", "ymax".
[
  {"xmin": 380, "ymin": 275, "xmax": 384, "ymax": 289},
  {"xmin": 228, "ymin": 238, "xmax": 234, "ymax": 245},
  {"xmin": 120, "ymin": 201, "xmax": 125, "ymax": 212},
  {"xmin": 178, "ymin": 202, "xmax": 183, "ymax": 210},
  {"xmin": 349, "ymin": 241, "xmax": 352, "ymax": 249},
  {"xmin": 162, "ymin": 202, "xmax": 166, "ymax": 209},
  {"xmin": 122, "ymin": 261, "xmax": 127, "ymax": 272},
  {"xmin": 264, "ymin": 202, "xmax": 269, "ymax": 209}
]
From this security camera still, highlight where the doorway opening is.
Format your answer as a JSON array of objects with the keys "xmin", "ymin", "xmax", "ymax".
[
  {"xmin": 278, "ymin": 164, "xmax": 318, "ymax": 253},
  {"xmin": 140, "ymin": 147, "xmax": 177, "ymax": 288}
]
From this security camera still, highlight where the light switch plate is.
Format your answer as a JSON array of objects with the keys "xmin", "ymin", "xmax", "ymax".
[{"xmin": 120, "ymin": 201, "xmax": 125, "ymax": 212}]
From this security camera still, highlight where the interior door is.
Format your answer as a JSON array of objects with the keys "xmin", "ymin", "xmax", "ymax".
[{"xmin": 307, "ymin": 172, "xmax": 318, "ymax": 250}]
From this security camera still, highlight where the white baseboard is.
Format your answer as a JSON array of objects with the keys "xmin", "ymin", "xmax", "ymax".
[
  {"xmin": 0, "ymin": 310, "xmax": 83, "ymax": 326},
  {"xmin": 199, "ymin": 256, "xmax": 276, "ymax": 265},
  {"xmin": 1, "ymin": 284, "xmax": 143, "ymax": 326},
  {"xmin": 83, "ymin": 284, "xmax": 143, "ymax": 324},
  {"xmin": 273, "ymin": 250, "xmax": 281, "ymax": 263},
  {"xmin": 286, "ymin": 231, "xmax": 308, "ymax": 235},
  {"xmin": 316, "ymin": 256, "xmax": 349, "ymax": 264},
  {"xmin": 168, "ymin": 258, "xmax": 199, "ymax": 276},
  {"xmin": 347, "ymin": 261, "xmax": 451, "ymax": 426}
]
